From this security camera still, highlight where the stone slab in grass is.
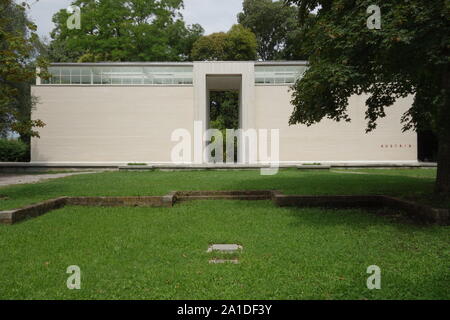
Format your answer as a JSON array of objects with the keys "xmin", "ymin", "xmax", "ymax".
[
  {"xmin": 209, "ymin": 259, "xmax": 240, "ymax": 264},
  {"xmin": 207, "ymin": 244, "xmax": 243, "ymax": 253}
]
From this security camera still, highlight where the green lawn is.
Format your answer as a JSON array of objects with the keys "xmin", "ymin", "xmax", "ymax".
[
  {"xmin": 0, "ymin": 168, "xmax": 446, "ymax": 210},
  {"xmin": 0, "ymin": 200, "xmax": 448, "ymax": 300},
  {"xmin": 0, "ymin": 169, "xmax": 448, "ymax": 300}
]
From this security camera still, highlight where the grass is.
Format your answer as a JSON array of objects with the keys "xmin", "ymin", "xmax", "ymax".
[
  {"xmin": 0, "ymin": 168, "xmax": 448, "ymax": 300},
  {"xmin": 0, "ymin": 168, "xmax": 447, "ymax": 210},
  {"xmin": 0, "ymin": 200, "xmax": 448, "ymax": 300}
]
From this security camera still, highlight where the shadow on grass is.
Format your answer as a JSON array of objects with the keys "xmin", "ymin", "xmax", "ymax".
[{"xmin": 280, "ymin": 204, "xmax": 440, "ymax": 233}]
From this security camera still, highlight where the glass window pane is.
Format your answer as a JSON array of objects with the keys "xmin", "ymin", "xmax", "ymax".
[
  {"xmin": 143, "ymin": 76, "xmax": 153, "ymax": 84},
  {"xmin": 47, "ymin": 67, "xmax": 60, "ymax": 84},
  {"xmin": 81, "ymin": 75, "xmax": 91, "ymax": 84},
  {"xmin": 122, "ymin": 77, "xmax": 132, "ymax": 84},
  {"xmin": 285, "ymin": 77, "xmax": 295, "ymax": 83},
  {"xmin": 102, "ymin": 76, "xmax": 111, "ymax": 84},
  {"xmin": 93, "ymin": 75, "xmax": 101, "ymax": 84},
  {"xmin": 52, "ymin": 75, "xmax": 61, "ymax": 84},
  {"xmin": 43, "ymin": 65, "xmax": 193, "ymax": 85},
  {"xmin": 60, "ymin": 68, "xmax": 70, "ymax": 76},
  {"xmin": 101, "ymin": 68, "xmax": 111, "ymax": 84},
  {"xmin": 80, "ymin": 68, "xmax": 91, "ymax": 76},
  {"xmin": 255, "ymin": 65, "xmax": 307, "ymax": 84},
  {"xmin": 48, "ymin": 67, "xmax": 59, "ymax": 75},
  {"xmin": 132, "ymin": 77, "xmax": 143, "ymax": 84},
  {"xmin": 70, "ymin": 68, "xmax": 81, "ymax": 76},
  {"xmin": 71, "ymin": 75, "xmax": 81, "ymax": 84},
  {"xmin": 92, "ymin": 67, "xmax": 102, "ymax": 84},
  {"xmin": 111, "ymin": 77, "xmax": 121, "ymax": 85},
  {"xmin": 274, "ymin": 77, "xmax": 284, "ymax": 84},
  {"xmin": 61, "ymin": 75, "xmax": 70, "ymax": 84}
]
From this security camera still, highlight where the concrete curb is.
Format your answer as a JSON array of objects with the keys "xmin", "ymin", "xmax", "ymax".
[
  {"xmin": 0, "ymin": 197, "xmax": 68, "ymax": 225},
  {"xmin": 273, "ymin": 193, "xmax": 449, "ymax": 226},
  {"xmin": 0, "ymin": 190, "xmax": 448, "ymax": 225},
  {"xmin": 66, "ymin": 196, "xmax": 171, "ymax": 208},
  {"xmin": 175, "ymin": 190, "xmax": 273, "ymax": 201},
  {"xmin": 0, "ymin": 194, "xmax": 175, "ymax": 225}
]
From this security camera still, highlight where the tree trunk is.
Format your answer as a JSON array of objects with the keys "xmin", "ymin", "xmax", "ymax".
[
  {"xmin": 435, "ymin": 134, "xmax": 450, "ymax": 195},
  {"xmin": 435, "ymin": 68, "xmax": 450, "ymax": 195}
]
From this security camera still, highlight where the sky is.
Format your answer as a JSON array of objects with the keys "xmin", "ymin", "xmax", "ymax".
[{"xmin": 26, "ymin": 0, "xmax": 244, "ymax": 39}]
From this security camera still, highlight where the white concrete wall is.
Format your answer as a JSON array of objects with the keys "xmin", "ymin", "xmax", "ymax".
[
  {"xmin": 31, "ymin": 86, "xmax": 194, "ymax": 163},
  {"xmin": 31, "ymin": 62, "xmax": 417, "ymax": 164},
  {"xmin": 254, "ymin": 85, "xmax": 417, "ymax": 162}
]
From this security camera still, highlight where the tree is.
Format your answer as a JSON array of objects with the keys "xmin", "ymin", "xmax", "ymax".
[
  {"xmin": 0, "ymin": 0, "xmax": 47, "ymax": 141},
  {"xmin": 190, "ymin": 32, "xmax": 228, "ymax": 61},
  {"xmin": 191, "ymin": 24, "xmax": 257, "ymax": 61},
  {"xmin": 285, "ymin": 0, "xmax": 450, "ymax": 194},
  {"xmin": 48, "ymin": 0, "xmax": 204, "ymax": 62},
  {"xmin": 210, "ymin": 91, "xmax": 239, "ymax": 130},
  {"xmin": 238, "ymin": 0, "xmax": 303, "ymax": 60},
  {"xmin": 209, "ymin": 90, "xmax": 240, "ymax": 162}
]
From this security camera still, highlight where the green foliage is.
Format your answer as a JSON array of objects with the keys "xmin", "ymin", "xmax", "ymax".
[
  {"xmin": 191, "ymin": 24, "xmax": 257, "ymax": 61},
  {"xmin": 190, "ymin": 32, "xmax": 228, "ymax": 61},
  {"xmin": 226, "ymin": 24, "xmax": 258, "ymax": 61},
  {"xmin": 0, "ymin": 139, "xmax": 28, "ymax": 162},
  {"xmin": 285, "ymin": 0, "xmax": 450, "ymax": 193},
  {"xmin": 209, "ymin": 91, "xmax": 240, "ymax": 162},
  {"xmin": 209, "ymin": 91, "xmax": 239, "ymax": 130},
  {"xmin": 48, "ymin": 0, "xmax": 204, "ymax": 62},
  {"xmin": 0, "ymin": 0, "xmax": 47, "ymax": 140},
  {"xmin": 286, "ymin": 0, "xmax": 449, "ymax": 132},
  {"xmin": 238, "ymin": 0, "xmax": 305, "ymax": 60}
]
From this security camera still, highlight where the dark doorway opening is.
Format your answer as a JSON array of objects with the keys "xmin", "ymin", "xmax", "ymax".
[{"xmin": 418, "ymin": 130, "xmax": 438, "ymax": 162}]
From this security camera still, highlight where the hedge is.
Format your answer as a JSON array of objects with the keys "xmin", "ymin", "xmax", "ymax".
[{"xmin": 0, "ymin": 139, "xmax": 29, "ymax": 162}]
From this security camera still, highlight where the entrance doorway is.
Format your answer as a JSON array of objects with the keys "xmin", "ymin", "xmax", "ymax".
[{"xmin": 206, "ymin": 75, "xmax": 242, "ymax": 163}]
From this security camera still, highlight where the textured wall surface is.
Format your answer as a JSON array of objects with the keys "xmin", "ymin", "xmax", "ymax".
[
  {"xmin": 31, "ymin": 86, "xmax": 194, "ymax": 163},
  {"xmin": 254, "ymin": 85, "xmax": 417, "ymax": 162}
]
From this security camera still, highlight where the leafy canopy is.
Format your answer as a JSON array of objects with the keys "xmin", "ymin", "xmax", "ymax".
[
  {"xmin": 191, "ymin": 24, "xmax": 257, "ymax": 61},
  {"xmin": 0, "ymin": 0, "xmax": 47, "ymax": 139},
  {"xmin": 286, "ymin": 0, "xmax": 449, "ymax": 134},
  {"xmin": 209, "ymin": 91, "xmax": 240, "ymax": 130},
  {"xmin": 49, "ymin": 0, "xmax": 204, "ymax": 62},
  {"xmin": 238, "ymin": 0, "xmax": 303, "ymax": 60}
]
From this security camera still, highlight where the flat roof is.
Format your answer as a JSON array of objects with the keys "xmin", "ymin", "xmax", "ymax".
[{"xmin": 49, "ymin": 61, "xmax": 308, "ymax": 67}]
